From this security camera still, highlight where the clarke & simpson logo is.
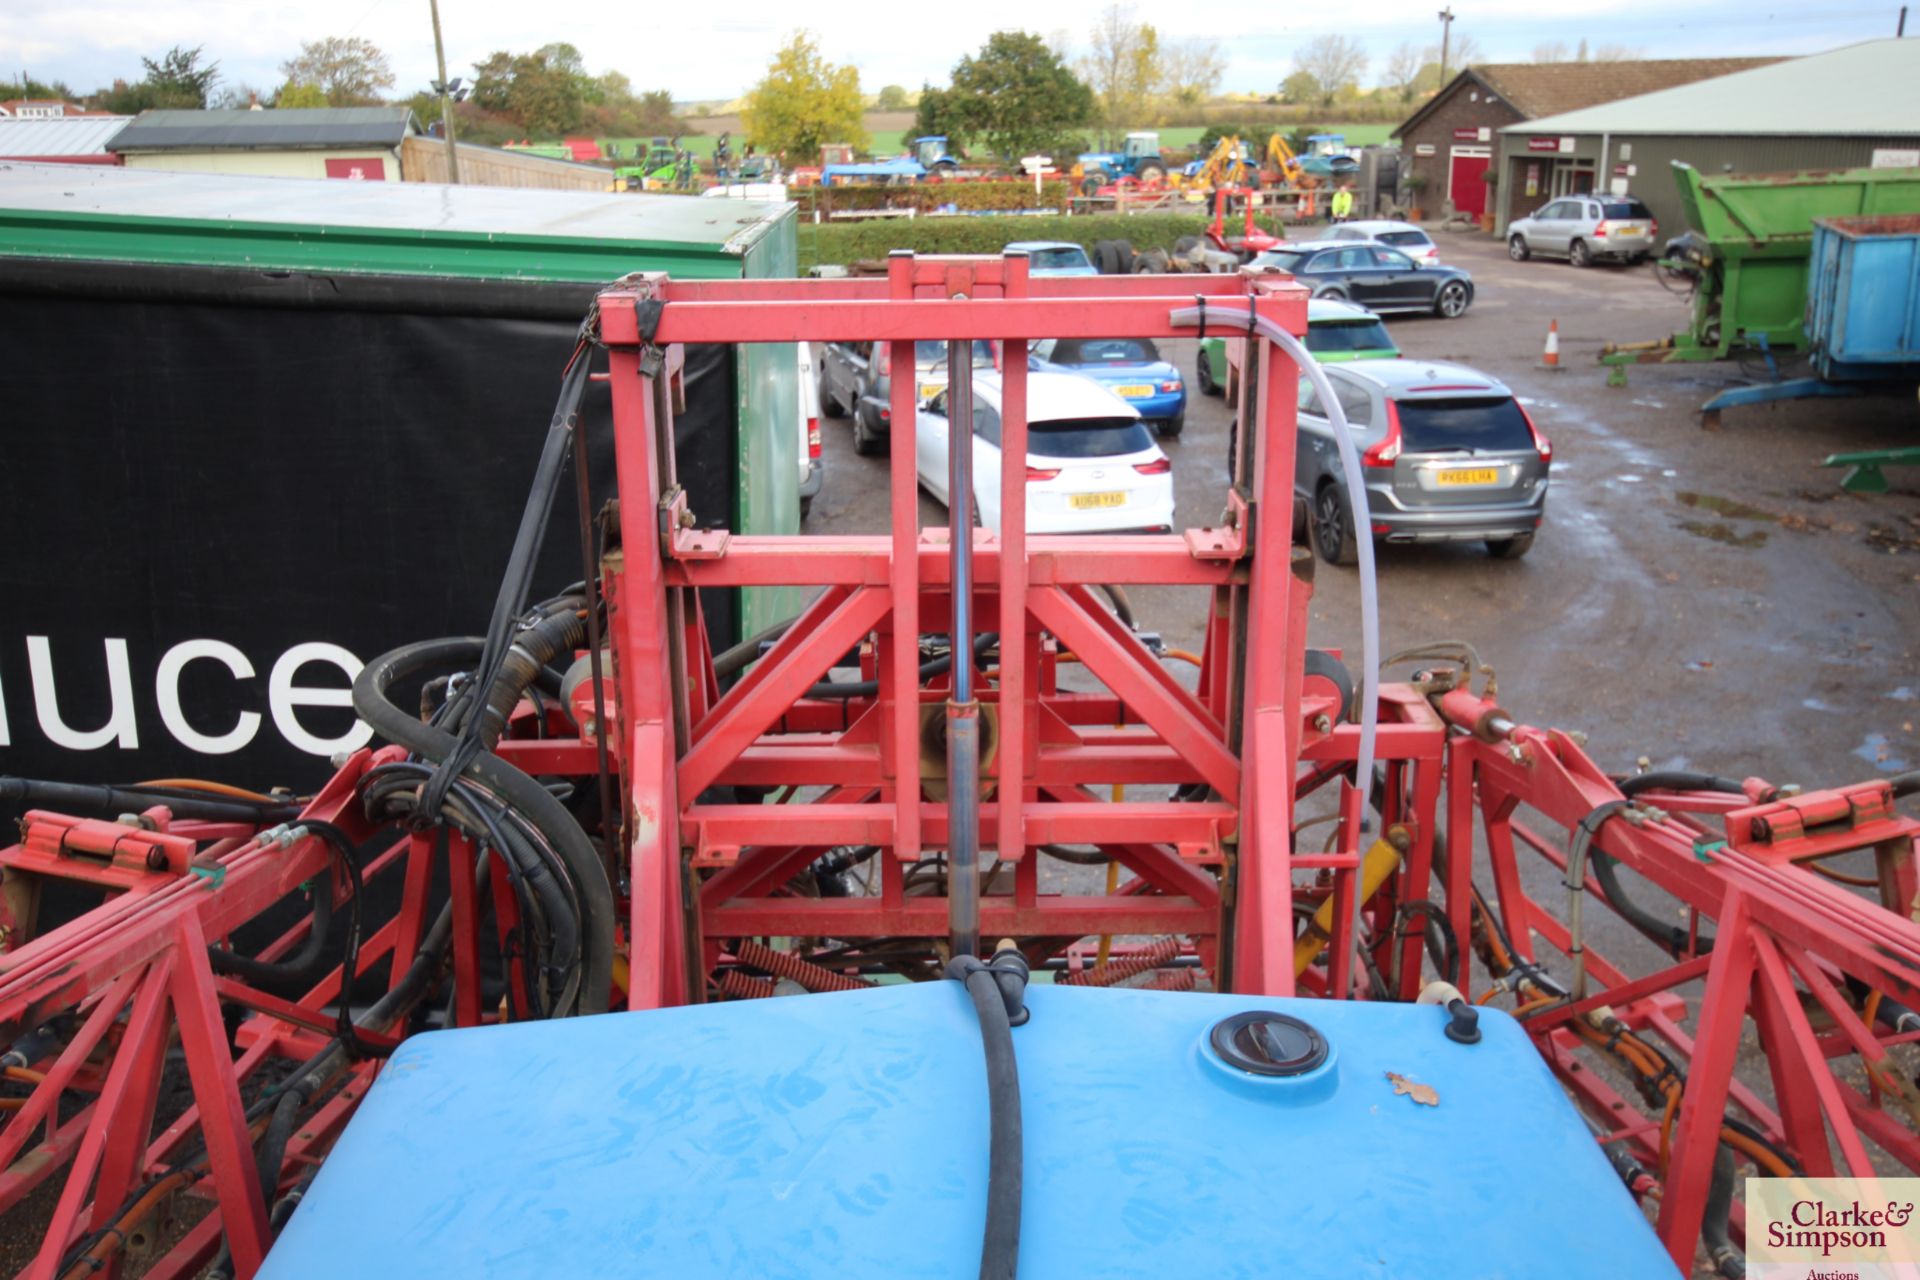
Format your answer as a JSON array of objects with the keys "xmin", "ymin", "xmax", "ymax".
[{"xmin": 1748, "ymin": 1178, "xmax": 1920, "ymax": 1280}]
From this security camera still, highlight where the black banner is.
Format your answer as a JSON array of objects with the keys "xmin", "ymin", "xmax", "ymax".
[{"xmin": 0, "ymin": 261, "xmax": 737, "ymax": 793}]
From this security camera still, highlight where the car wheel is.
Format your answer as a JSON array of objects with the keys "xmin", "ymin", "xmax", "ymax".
[
  {"xmin": 1159, "ymin": 412, "xmax": 1185, "ymax": 438},
  {"xmin": 1093, "ymin": 239, "xmax": 1122, "ymax": 275},
  {"xmin": 852, "ymin": 414, "xmax": 884, "ymax": 457},
  {"xmin": 1195, "ymin": 348, "xmax": 1218, "ymax": 396},
  {"xmin": 1314, "ymin": 482, "xmax": 1358, "ymax": 566},
  {"xmin": 1507, "ymin": 235, "xmax": 1530, "ymax": 261},
  {"xmin": 799, "ymin": 494, "xmax": 813, "ymax": 522},
  {"xmin": 818, "ymin": 375, "xmax": 845, "ymax": 419},
  {"xmin": 1486, "ymin": 533, "xmax": 1534, "ymax": 559},
  {"xmin": 1570, "ymin": 239, "xmax": 1593, "ymax": 268},
  {"xmin": 1114, "ymin": 240, "xmax": 1137, "ymax": 275},
  {"xmin": 1316, "ymin": 286, "xmax": 1350, "ymax": 303},
  {"xmin": 1435, "ymin": 281, "xmax": 1471, "ymax": 319}
]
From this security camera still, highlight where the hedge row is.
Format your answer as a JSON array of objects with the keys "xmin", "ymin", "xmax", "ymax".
[
  {"xmin": 796, "ymin": 212, "xmax": 1295, "ymax": 268},
  {"xmin": 798, "ymin": 180, "xmax": 1072, "ymax": 214}
]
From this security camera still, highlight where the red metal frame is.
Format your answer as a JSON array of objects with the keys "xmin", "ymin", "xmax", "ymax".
[{"xmin": 6, "ymin": 254, "xmax": 1919, "ymax": 1279}]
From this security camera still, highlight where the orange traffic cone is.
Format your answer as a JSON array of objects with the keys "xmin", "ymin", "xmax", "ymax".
[{"xmin": 1541, "ymin": 319, "xmax": 1561, "ymax": 369}]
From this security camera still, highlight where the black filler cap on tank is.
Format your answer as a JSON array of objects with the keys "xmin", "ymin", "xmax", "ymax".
[{"xmin": 1209, "ymin": 1011, "xmax": 1330, "ymax": 1077}]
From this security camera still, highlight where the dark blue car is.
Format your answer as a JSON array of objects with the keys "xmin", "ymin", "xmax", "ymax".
[{"xmin": 1030, "ymin": 337, "xmax": 1187, "ymax": 436}]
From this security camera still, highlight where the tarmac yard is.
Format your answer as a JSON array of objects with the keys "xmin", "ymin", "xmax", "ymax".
[{"xmin": 808, "ymin": 232, "xmax": 1919, "ymax": 813}]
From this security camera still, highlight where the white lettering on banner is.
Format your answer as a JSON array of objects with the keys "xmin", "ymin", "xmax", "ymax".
[
  {"xmin": 27, "ymin": 636, "xmax": 140, "ymax": 750},
  {"xmin": 269, "ymin": 642, "xmax": 372, "ymax": 756},
  {"xmin": 156, "ymin": 640, "xmax": 261, "ymax": 755},
  {"xmin": 1, "ymin": 638, "xmax": 372, "ymax": 757}
]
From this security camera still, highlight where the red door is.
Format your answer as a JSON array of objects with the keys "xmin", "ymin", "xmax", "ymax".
[
  {"xmin": 1449, "ymin": 152, "xmax": 1488, "ymax": 216},
  {"xmin": 324, "ymin": 157, "xmax": 386, "ymax": 181}
]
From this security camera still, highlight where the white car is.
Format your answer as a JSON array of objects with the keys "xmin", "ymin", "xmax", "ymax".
[
  {"xmin": 797, "ymin": 344, "xmax": 822, "ymax": 521},
  {"xmin": 914, "ymin": 371, "xmax": 1174, "ymax": 535},
  {"xmin": 1314, "ymin": 219, "xmax": 1440, "ymax": 265}
]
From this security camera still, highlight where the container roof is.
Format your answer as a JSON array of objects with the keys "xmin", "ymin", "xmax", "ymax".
[
  {"xmin": 0, "ymin": 162, "xmax": 794, "ymax": 282},
  {"xmin": 110, "ymin": 107, "xmax": 417, "ymax": 152},
  {"xmin": 1503, "ymin": 40, "xmax": 1920, "ymax": 137},
  {"xmin": 0, "ymin": 116, "xmax": 131, "ymax": 157}
]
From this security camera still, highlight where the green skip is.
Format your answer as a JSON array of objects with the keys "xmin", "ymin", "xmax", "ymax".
[{"xmin": 1822, "ymin": 446, "xmax": 1920, "ymax": 494}]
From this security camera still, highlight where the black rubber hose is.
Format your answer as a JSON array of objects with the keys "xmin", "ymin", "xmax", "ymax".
[
  {"xmin": 809, "ymin": 632, "xmax": 1000, "ymax": 700},
  {"xmin": 353, "ymin": 637, "xmax": 614, "ymax": 1014},
  {"xmin": 948, "ymin": 951, "xmax": 1029, "ymax": 1280},
  {"xmin": 0, "ymin": 777, "xmax": 301, "ymax": 825},
  {"xmin": 207, "ymin": 881, "xmax": 333, "ymax": 990},
  {"xmin": 1595, "ymin": 771, "xmax": 1746, "ymax": 958},
  {"xmin": 255, "ymin": 898, "xmax": 456, "ymax": 1208},
  {"xmin": 1700, "ymin": 1143, "xmax": 1746, "ymax": 1279},
  {"xmin": 476, "ymin": 600, "xmax": 587, "ymax": 748},
  {"xmin": 1890, "ymin": 770, "xmax": 1920, "ymax": 799}
]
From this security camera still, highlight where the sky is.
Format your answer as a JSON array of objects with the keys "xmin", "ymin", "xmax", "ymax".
[{"xmin": 0, "ymin": 0, "xmax": 1900, "ymax": 106}]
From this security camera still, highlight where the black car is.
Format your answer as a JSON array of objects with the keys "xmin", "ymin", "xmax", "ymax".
[
  {"xmin": 1249, "ymin": 243, "xmax": 1474, "ymax": 319},
  {"xmin": 818, "ymin": 339, "xmax": 995, "ymax": 456}
]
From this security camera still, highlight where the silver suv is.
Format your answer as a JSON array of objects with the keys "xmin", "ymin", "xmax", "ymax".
[
  {"xmin": 1295, "ymin": 359, "xmax": 1551, "ymax": 562},
  {"xmin": 1507, "ymin": 195, "xmax": 1658, "ymax": 267}
]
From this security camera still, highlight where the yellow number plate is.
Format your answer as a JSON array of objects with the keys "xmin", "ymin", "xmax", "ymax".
[
  {"xmin": 1114, "ymin": 384, "xmax": 1154, "ymax": 397},
  {"xmin": 1436, "ymin": 468, "xmax": 1500, "ymax": 487},
  {"xmin": 919, "ymin": 383, "xmax": 944, "ymax": 399},
  {"xmin": 1615, "ymin": 223, "xmax": 1644, "ymax": 235},
  {"xmin": 1069, "ymin": 491, "xmax": 1127, "ymax": 510}
]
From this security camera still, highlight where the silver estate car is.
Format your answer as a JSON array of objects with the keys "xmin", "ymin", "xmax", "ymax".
[
  {"xmin": 1295, "ymin": 359, "xmax": 1552, "ymax": 562},
  {"xmin": 1506, "ymin": 195, "xmax": 1658, "ymax": 267}
]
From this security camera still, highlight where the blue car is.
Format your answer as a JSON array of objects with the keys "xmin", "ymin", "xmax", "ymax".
[
  {"xmin": 1006, "ymin": 240, "xmax": 1098, "ymax": 277},
  {"xmin": 1030, "ymin": 336, "xmax": 1186, "ymax": 435}
]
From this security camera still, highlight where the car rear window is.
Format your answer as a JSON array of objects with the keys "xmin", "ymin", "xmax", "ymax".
[
  {"xmin": 1051, "ymin": 338, "xmax": 1161, "ymax": 363},
  {"xmin": 915, "ymin": 340, "xmax": 997, "ymax": 364},
  {"xmin": 1395, "ymin": 397, "xmax": 1533, "ymax": 453},
  {"xmin": 1378, "ymin": 230, "xmax": 1430, "ymax": 247},
  {"xmin": 1306, "ymin": 319, "xmax": 1396, "ymax": 356},
  {"xmin": 1029, "ymin": 247, "xmax": 1090, "ymax": 270},
  {"xmin": 1251, "ymin": 250, "xmax": 1308, "ymax": 273},
  {"xmin": 1601, "ymin": 200, "xmax": 1653, "ymax": 220},
  {"xmin": 1028, "ymin": 417, "xmax": 1154, "ymax": 458}
]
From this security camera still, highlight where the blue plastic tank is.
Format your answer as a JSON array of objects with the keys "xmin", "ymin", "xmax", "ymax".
[
  {"xmin": 263, "ymin": 984, "xmax": 1679, "ymax": 1279},
  {"xmin": 1808, "ymin": 213, "xmax": 1920, "ymax": 381}
]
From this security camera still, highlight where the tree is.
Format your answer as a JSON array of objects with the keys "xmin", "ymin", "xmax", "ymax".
[
  {"xmin": 1382, "ymin": 41, "xmax": 1422, "ymax": 102},
  {"xmin": 1292, "ymin": 34, "xmax": 1366, "ymax": 108},
  {"xmin": 279, "ymin": 36, "xmax": 394, "ymax": 106},
  {"xmin": 1532, "ymin": 41, "xmax": 1570, "ymax": 63},
  {"xmin": 132, "ymin": 45, "xmax": 219, "ymax": 109},
  {"xmin": 1081, "ymin": 4, "xmax": 1161, "ymax": 144},
  {"xmin": 875, "ymin": 84, "xmax": 910, "ymax": 111},
  {"xmin": 741, "ymin": 31, "xmax": 868, "ymax": 159},
  {"xmin": 1, "ymin": 75, "xmax": 76, "ymax": 103},
  {"xmin": 913, "ymin": 84, "xmax": 968, "ymax": 151},
  {"xmin": 275, "ymin": 81, "xmax": 328, "ymax": 109},
  {"xmin": 1161, "ymin": 39, "xmax": 1225, "ymax": 108},
  {"xmin": 1592, "ymin": 43, "xmax": 1645, "ymax": 61},
  {"xmin": 1279, "ymin": 70, "xmax": 1321, "ymax": 106},
  {"xmin": 472, "ymin": 45, "xmax": 589, "ymax": 137},
  {"xmin": 1414, "ymin": 34, "xmax": 1483, "ymax": 92},
  {"xmin": 935, "ymin": 31, "xmax": 1094, "ymax": 161}
]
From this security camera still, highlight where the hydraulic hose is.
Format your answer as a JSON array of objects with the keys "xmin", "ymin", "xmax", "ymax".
[
  {"xmin": 1701, "ymin": 1143, "xmax": 1746, "ymax": 1279},
  {"xmin": 1169, "ymin": 303, "xmax": 1379, "ymax": 999},
  {"xmin": 207, "ymin": 880, "xmax": 333, "ymax": 990},
  {"xmin": 948, "ymin": 949, "xmax": 1030, "ymax": 1280},
  {"xmin": 352, "ymin": 637, "xmax": 615, "ymax": 1014},
  {"xmin": 0, "ymin": 777, "xmax": 302, "ymax": 825},
  {"xmin": 476, "ymin": 598, "xmax": 587, "ymax": 748}
]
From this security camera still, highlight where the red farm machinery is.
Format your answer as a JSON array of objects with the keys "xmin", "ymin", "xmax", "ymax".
[{"xmin": 1, "ymin": 254, "xmax": 1918, "ymax": 1278}]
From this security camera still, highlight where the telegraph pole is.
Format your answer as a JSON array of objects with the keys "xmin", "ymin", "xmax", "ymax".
[
  {"xmin": 429, "ymin": 0, "xmax": 462, "ymax": 184},
  {"xmin": 1437, "ymin": 7, "xmax": 1456, "ymax": 86}
]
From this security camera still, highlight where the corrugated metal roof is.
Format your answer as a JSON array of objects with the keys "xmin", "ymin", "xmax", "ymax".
[
  {"xmin": 0, "ymin": 161, "xmax": 794, "ymax": 281},
  {"xmin": 0, "ymin": 115, "xmax": 131, "ymax": 156},
  {"xmin": 109, "ymin": 107, "xmax": 416, "ymax": 152},
  {"xmin": 1505, "ymin": 39, "xmax": 1920, "ymax": 137},
  {"xmin": 1394, "ymin": 58, "xmax": 1783, "ymax": 138}
]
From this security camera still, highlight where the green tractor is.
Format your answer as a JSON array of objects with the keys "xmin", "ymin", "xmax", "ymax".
[{"xmin": 615, "ymin": 137, "xmax": 693, "ymax": 191}]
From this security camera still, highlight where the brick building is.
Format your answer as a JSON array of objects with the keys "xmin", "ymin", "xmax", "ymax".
[{"xmin": 1392, "ymin": 58, "xmax": 1779, "ymax": 220}]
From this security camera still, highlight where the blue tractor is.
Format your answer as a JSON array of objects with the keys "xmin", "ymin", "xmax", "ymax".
[
  {"xmin": 913, "ymin": 135, "xmax": 961, "ymax": 176},
  {"xmin": 1076, "ymin": 130, "xmax": 1168, "ymax": 194}
]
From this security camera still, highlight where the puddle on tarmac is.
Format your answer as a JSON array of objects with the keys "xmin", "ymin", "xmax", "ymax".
[
  {"xmin": 1892, "ymin": 686, "xmax": 1916, "ymax": 702},
  {"xmin": 1676, "ymin": 491, "xmax": 1777, "ymax": 521},
  {"xmin": 1803, "ymin": 697, "xmax": 1835, "ymax": 712},
  {"xmin": 1679, "ymin": 519, "xmax": 1769, "ymax": 548},
  {"xmin": 1855, "ymin": 733, "xmax": 1913, "ymax": 772}
]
